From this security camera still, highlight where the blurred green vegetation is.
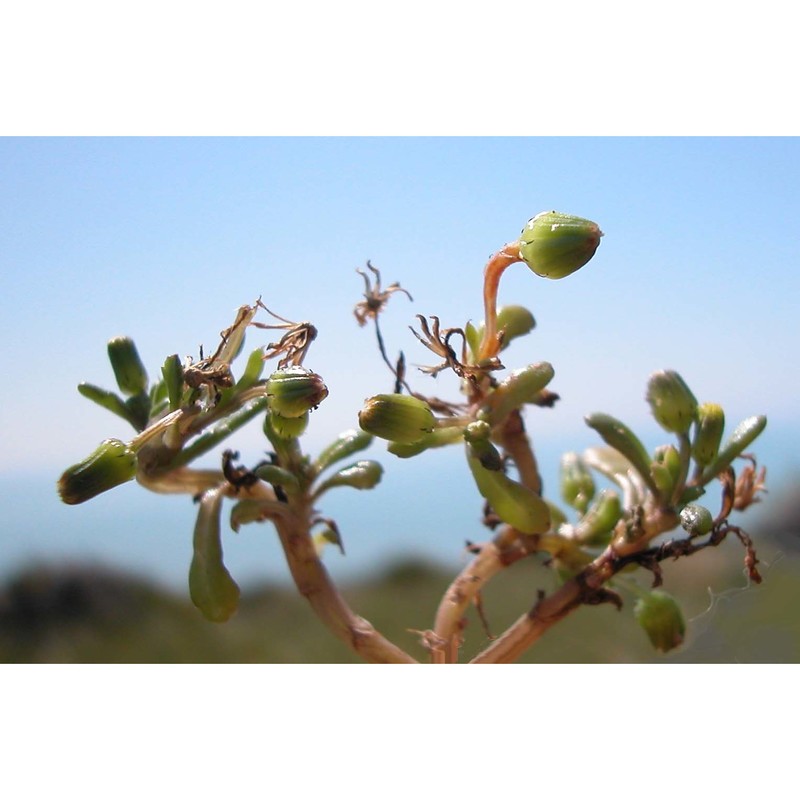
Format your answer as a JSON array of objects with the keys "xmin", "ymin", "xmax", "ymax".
[{"xmin": 2, "ymin": 494, "xmax": 798, "ymax": 663}]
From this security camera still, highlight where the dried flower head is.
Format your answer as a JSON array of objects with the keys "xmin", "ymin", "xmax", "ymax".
[{"xmin": 354, "ymin": 261, "xmax": 412, "ymax": 327}]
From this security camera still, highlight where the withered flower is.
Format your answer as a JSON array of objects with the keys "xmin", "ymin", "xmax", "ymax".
[{"xmin": 354, "ymin": 261, "xmax": 412, "ymax": 326}]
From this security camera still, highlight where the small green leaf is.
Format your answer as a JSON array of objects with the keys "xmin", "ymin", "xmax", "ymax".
[
  {"xmin": 190, "ymin": 488, "xmax": 240, "ymax": 622},
  {"xmin": 704, "ymin": 415, "xmax": 767, "ymax": 479},
  {"xmin": 584, "ymin": 413, "xmax": 658, "ymax": 495},
  {"xmin": 466, "ymin": 447, "xmax": 550, "ymax": 534},
  {"xmin": 107, "ymin": 336, "xmax": 149, "ymax": 396}
]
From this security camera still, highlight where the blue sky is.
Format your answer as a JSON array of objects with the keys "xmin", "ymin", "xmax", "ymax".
[{"xmin": 1, "ymin": 137, "xmax": 799, "ymax": 587}]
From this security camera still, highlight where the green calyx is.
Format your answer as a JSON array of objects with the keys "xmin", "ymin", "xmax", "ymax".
[
  {"xmin": 645, "ymin": 370, "xmax": 698, "ymax": 435},
  {"xmin": 266, "ymin": 410, "xmax": 309, "ymax": 440},
  {"xmin": 57, "ymin": 438, "xmax": 137, "ymax": 505},
  {"xmin": 387, "ymin": 426, "xmax": 464, "ymax": 458},
  {"xmin": 358, "ymin": 394, "xmax": 436, "ymax": 445},
  {"xmin": 519, "ymin": 211, "xmax": 603, "ymax": 280},
  {"xmin": 266, "ymin": 367, "xmax": 328, "ymax": 418}
]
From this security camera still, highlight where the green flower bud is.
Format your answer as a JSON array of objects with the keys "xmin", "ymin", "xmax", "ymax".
[
  {"xmin": 559, "ymin": 452, "xmax": 595, "ymax": 515},
  {"xmin": 387, "ymin": 426, "xmax": 464, "ymax": 458},
  {"xmin": 314, "ymin": 429, "xmax": 374, "ymax": 474},
  {"xmin": 705, "ymin": 415, "xmax": 767, "ymax": 478},
  {"xmin": 57, "ymin": 438, "xmax": 137, "ymax": 505},
  {"xmin": 691, "ymin": 403, "xmax": 725, "ymax": 468},
  {"xmin": 485, "ymin": 362, "xmax": 555, "ymax": 424},
  {"xmin": 266, "ymin": 410, "xmax": 309, "ymax": 440},
  {"xmin": 584, "ymin": 413, "xmax": 656, "ymax": 494},
  {"xmin": 519, "ymin": 211, "xmax": 603, "ymax": 280},
  {"xmin": 680, "ymin": 503, "xmax": 714, "ymax": 536},
  {"xmin": 466, "ymin": 446, "xmax": 550, "ymax": 534},
  {"xmin": 575, "ymin": 489, "xmax": 621, "ymax": 546},
  {"xmin": 265, "ymin": 367, "xmax": 328, "ymax": 418},
  {"xmin": 315, "ymin": 460, "xmax": 383, "ymax": 493},
  {"xmin": 189, "ymin": 488, "xmax": 240, "ymax": 622},
  {"xmin": 633, "ymin": 590, "xmax": 686, "ymax": 653},
  {"xmin": 358, "ymin": 394, "xmax": 435, "ymax": 444},
  {"xmin": 107, "ymin": 336, "xmax": 149, "ymax": 396},
  {"xmin": 645, "ymin": 370, "xmax": 698, "ymax": 435}
]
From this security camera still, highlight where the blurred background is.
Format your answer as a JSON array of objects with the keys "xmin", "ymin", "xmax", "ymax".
[{"xmin": 1, "ymin": 137, "xmax": 798, "ymax": 662}]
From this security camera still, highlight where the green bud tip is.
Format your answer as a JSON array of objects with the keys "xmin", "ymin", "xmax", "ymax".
[
  {"xmin": 358, "ymin": 394, "xmax": 436, "ymax": 445},
  {"xmin": 265, "ymin": 367, "xmax": 328, "ymax": 418},
  {"xmin": 518, "ymin": 211, "xmax": 603, "ymax": 280},
  {"xmin": 57, "ymin": 438, "xmax": 137, "ymax": 505},
  {"xmin": 107, "ymin": 336, "xmax": 149, "ymax": 396},
  {"xmin": 691, "ymin": 403, "xmax": 725, "ymax": 468},
  {"xmin": 645, "ymin": 370, "xmax": 698, "ymax": 435},
  {"xmin": 633, "ymin": 590, "xmax": 686, "ymax": 654}
]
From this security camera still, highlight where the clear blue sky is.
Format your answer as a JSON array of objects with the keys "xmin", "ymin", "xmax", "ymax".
[{"xmin": 1, "ymin": 137, "xmax": 799, "ymax": 587}]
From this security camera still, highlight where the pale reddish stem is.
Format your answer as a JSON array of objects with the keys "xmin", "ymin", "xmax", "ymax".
[{"xmin": 478, "ymin": 242, "xmax": 523, "ymax": 361}]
